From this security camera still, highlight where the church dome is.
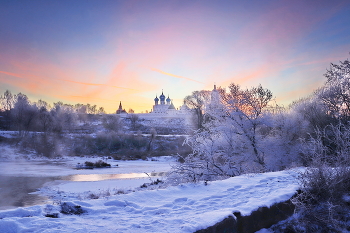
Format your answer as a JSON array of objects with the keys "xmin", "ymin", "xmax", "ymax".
[
  {"xmin": 159, "ymin": 91, "xmax": 166, "ymax": 101},
  {"xmin": 154, "ymin": 95, "xmax": 159, "ymax": 101},
  {"xmin": 166, "ymin": 96, "xmax": 171, "ymax": 103}
]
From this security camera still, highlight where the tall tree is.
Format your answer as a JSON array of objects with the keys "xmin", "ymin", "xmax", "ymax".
[
  {"xmin": 98, "ymin": 107, "xmax": 106, "ymax": 114},
  {"xmin": 0, "ymin": 90, "xmax": 15, "ymax": 129},
  {"xmin": 11, "ymin": 93, "xmax": 37, "ymax": 135},
  {"xmin": 1, "ymin": 90, "xmax": 15, "ymax": 111},
  {"xmin": 220, "ymin": 83, "xmax": 273, "ymax": 163},
  {"xmin": 171, "ymin": 83, "xmax": 274, "ymax": 183},
  {"xmin": 316, "ymin": 59, "xmax": 350, "ymax": 123},
  {"xmin": 184, "ymin": 90, "xmax": 211, "ymax": 129}
]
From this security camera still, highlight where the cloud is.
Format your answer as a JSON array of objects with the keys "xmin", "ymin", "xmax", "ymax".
[
  {"xmin": 151, "ymin": 68, "xmax": 204, "ymax": 84},
  {"xmin": 0, "ymin": 71, "xmax": 24, "ymax": 79},
  {"xmin": 0, "ymin": 70, "xmax": 139, "ymax": 91}
]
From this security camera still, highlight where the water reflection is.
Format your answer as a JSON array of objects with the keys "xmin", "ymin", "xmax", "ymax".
[
  {"xmin": 0, "ymin": 176, "xmax": 56, "ymax": 210},
  {"xmin": 62, "ymin": 172, "xmax": 167, "ymax": 182},
  {"xmin": 0, "ymin": 160, "xmax": 168, "ymax": 210},
  {"xmin": 0, "ymin": 172, "xmax": 167, "ymax": 210}
]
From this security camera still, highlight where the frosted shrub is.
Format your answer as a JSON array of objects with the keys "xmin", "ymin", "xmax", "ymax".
[
  {"xmin": 301, "ymin": 122, "xmax": 350, "ymax": 166},
  {"xmin": 19, "ymin": 133, "xmax": 58, "ymax": 158},
  {"xmin": 290, "ymin": 166, "xmax": 350, "ymax": 232},
  {"xmin": 288, "ymin": 122, "xmax": 350, "ymax": 232},
  {"xmin": 261, "ymin": 109, "xmax": 308, "ymax": 171},
  {"xmin": 167, "ymin": 123, "xmax": 256, "ymax": 185}
]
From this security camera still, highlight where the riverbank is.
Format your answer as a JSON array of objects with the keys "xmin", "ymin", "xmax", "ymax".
[
  {"xmin": 0, "ymin": 154, "xmax": 174, "ymax": 210},
  {"xmin": 0, "ymin": 169, "xmax": 301, "ymax": 233}
]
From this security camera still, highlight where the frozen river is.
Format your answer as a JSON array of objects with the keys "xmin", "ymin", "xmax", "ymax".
[{"xmin": 0, "ymin": 158, "xmax": 174, "ymax": 210}]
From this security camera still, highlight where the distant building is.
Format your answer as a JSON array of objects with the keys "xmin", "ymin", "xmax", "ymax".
[
  {"xmin": 151, "ymin": 90, "xmax": 192, "ymax": 117},
  {"xmin": 152, "ymin": 91, "xmax": 174, "ymax": 114},
  {"xmin": 114, "ymin": 87, "xmax": 218, "ymax": 131},
  {"xmin": 116, "ymin": 101, "xmax": 127, "ymax": 115},
  {"xmin": 116, "ymin": 86, "xmax": 219, "ymax": 118}
]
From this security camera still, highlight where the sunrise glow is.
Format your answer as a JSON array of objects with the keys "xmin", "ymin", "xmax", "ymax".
[{"xmin": 1, "ymin": 0, "xmax": 350, "ymax": 113}]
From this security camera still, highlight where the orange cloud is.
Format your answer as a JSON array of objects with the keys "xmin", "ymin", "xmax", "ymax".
[
  {"xmin": 0, "ymin": 70, "xmax": 43, "ymax": 81},
  {"xmin": 0, "ymin": 70, "xmax": 139, "ymax": 91},
  {"xmin": 151, "ymin": 68, "xmax": 204, "ymax": 84},
  {"xmin": 0, "ymin": 70, "xmax": 31, "ymax": 79}
]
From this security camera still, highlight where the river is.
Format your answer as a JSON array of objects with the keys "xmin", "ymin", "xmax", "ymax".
[{"xmin": 0, "ymin": 158, "xmax": 173, "ymax": 210}]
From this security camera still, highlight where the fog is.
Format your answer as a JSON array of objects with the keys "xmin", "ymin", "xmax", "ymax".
[
  {"xmin": 0, "ymin": 158, "xmax": 172, "ymax": 210},
  {"xmin": 0, "ymin": 176, "xmax": 55, "ymax": 210}
]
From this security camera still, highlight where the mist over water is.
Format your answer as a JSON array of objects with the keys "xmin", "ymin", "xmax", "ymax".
[
  {"xmin": 64, "ymin": 172, "xmax": 167, "ymax": 182},
  {"xmin": 0, "ymin": 160, "xmax": 167, "ymax": 210},
  {"xmin": 0, "ymin": 176, "xmax": 55, "ymax": 210}
]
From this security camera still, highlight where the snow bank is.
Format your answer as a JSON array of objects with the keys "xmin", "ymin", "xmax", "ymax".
[
  {"xmin": 0, "ymin": 131, "xmax": 18, "ymax": 139},
  {"xmin": 0, "ymin": 169, "xmax": 301, "ymax": 233}
]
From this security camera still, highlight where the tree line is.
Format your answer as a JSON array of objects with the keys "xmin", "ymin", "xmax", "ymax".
[{"xmin": 0, "ymin": 91, "xmax": 106, "ymax": 134}]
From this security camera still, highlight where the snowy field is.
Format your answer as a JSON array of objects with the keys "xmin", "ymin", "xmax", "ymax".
[{"xmin": 0, "ymin": 166, "xmax": 301, "ymax": 233}]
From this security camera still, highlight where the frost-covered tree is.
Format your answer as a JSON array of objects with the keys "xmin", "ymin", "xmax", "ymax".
[
  {"xmin": 301, "ymin": 122, "xmax": 350, "ymax": 166},
  {"xmin": 219, "ymin": 83, "xmax": 273, "ymax": 163},
  {"xmin": 1, "ymin": 90, "xmax": 15, "ymax": 112},
  {"xmin": 290, "ymin": 122, "xmax": 350, "ymax": 232},
  {"xmin": 289, "ymin": 96, "xmax": 331, "ymax": 131},
  {"xmin": 37, "ymin": 105, "xmax": 54, "ymax": 132},
  {"xmin": 184, "ymin": 90, "xmax": 211, "ymax": 129},
  {"xmin": 50, "ymin": 102, "xmax": 77, "ymax": 133},
  {"xmin": 262, "ymin": 106, "xmax": 309, "ymax": 169},
  {"xmin": 102, "ymin": 114, "xmax": 121, "ymax": 132},
  {"xmin": 287, "ymin": 59, "xmax": 350, "ymax": 232},
  {"xmin": 316, "ymin": 59, "xmax": 350, "ymax": 123},
  {"xmin": 0, "ymin": 90, "xmax": 15, "ymax": 129},
  {"xmin": 98, "ymin": 107, "xmax": 106, "ymax": 114},
  {"xmin": 11, "ymin": 93, "xmax": 38, "ymax": 135},
  {"xmin": 128, "ymin": 114, "xmax": 140, "ymax": 131},
  {"xmin": 168, "ymin": 83, "xmax": 277, "ymax": 184}
]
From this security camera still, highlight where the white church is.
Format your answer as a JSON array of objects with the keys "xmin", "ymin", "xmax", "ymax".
[
  {"xmin": 116, "ymin": 86, "xmax": 219, "ymax": 117},
  {"xmin": 116, "ymin": 86, "xmax": 219, "ymax": 129},
  {"xmin": 151, "ymin": 90, "xmax": 191, "ymax": 116}
]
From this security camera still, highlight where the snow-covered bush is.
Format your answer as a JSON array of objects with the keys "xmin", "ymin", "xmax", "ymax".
[
  {"xmin": 300, "ymin": 122, "xmax": 350, "ymax": 166},
  {"xmin": 18, "ymin": 133, "xmax": 61, "ymax": 158},
  {"xmin": 286, "ymin": 121, "xmax": 350, "ymax": 232},
  {"xmin": 167, "ymin": 127, "xmax": 244, "ymax": 184},
  {"xmin": 102, "ymin": 114, "xmax": 122, "ymax": 132},
  {"xmin": 288, "ymin": 166, "xmax": 350, "ymax": 232},
  {"xmin": 290, "ymin": 95, "xmax": 333, "ymax": 131},
  {"xmin": 261, "ymin": 108, "xmax": 308, "ymax": 170}
]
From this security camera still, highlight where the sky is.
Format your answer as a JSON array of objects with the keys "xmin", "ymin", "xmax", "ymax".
[{"xmin": 1, "ymin": 0, "xmax": 350, "ymax": 113}]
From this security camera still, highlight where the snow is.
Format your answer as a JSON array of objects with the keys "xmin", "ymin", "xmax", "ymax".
[
  {"xmin": 0, "ymin": 168, "xmax": 301, "ymax": 233},
  {"xmin": 0, "ymin": 131, "xmax": 18, "ymax": 139}
]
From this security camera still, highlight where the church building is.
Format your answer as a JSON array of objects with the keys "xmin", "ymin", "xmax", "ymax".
[
  {"xmin": 152, "ymin": 91, "xmax": 176, "ymax": 114},
  {"xmin": 116, "ymin": 101, "xmax": 127, "ymax": 115}
]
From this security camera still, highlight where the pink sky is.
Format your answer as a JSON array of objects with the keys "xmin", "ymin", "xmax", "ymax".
[{"xmin": 1, "ymin": 0, "xmax": 350, "ymax": 112}]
